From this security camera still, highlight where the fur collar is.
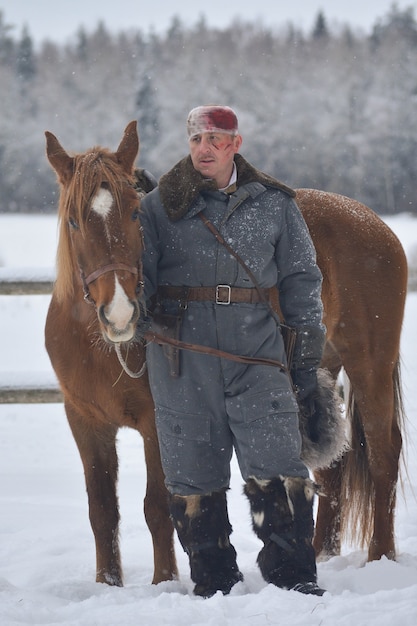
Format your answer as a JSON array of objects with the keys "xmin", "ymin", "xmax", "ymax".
[{"xmin": 159, "ymin": 153, "xmax": 295, "ymax": 221}]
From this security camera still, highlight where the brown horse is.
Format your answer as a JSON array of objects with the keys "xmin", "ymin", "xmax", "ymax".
[
  {"xmin": 295, "ymin": 188, "xmax": 407, "ymax": 562},
  {"xmin": 44, "ymin": 121, "xmax": 177, "ymax": 586}
]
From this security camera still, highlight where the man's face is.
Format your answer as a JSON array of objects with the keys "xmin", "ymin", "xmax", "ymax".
[{"xmin": 189, "ymin": 132, "xmax": 242, "ymax": 188}]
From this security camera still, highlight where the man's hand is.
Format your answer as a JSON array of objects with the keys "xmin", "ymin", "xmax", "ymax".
[{"xmin": 297, "ymin": 368, "xmax": 348, "ymax": 470}]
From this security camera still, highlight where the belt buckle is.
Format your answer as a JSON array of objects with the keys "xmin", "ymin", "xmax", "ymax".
[{"xmin": 216, "ymin": 284, "xmax": 231, "ymax": 305}]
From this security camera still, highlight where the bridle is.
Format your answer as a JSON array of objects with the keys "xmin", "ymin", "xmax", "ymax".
[
  {"xmin": 79, "ymin": 194, "xmax": 146, "ymax": 305},
  {"xmin": 81, "ymin": 262, "xmax": 142, "ymax": 305},
  {"xmin": 79, "ymin": 261, "xmax": 146, "ymax": 378},
  {"xmin": 80, "ymin": 262, "xmax": 147, "ymax": 379},
  {"xmin": 68, "ymin": 172, "xmax": 149, "ymax": 378}
]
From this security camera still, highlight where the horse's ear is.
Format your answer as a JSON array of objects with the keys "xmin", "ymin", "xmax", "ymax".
[
  {"xmin": 45, "ymin": 131, "xmax": 74, "ymax": 185},
  {"xmin": 115, "ymin": 121, "xmax": 139, "ymax": 173}
]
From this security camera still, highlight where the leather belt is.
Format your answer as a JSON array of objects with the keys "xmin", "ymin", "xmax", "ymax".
[{"xmin": 157, "ymin": 285, "xmax": 273, "ymax": 305}]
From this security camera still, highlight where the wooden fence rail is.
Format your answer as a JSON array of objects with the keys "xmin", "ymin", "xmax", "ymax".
[
  {"xmin": 0, "ymin": 271, "xmax": 55, "ymax": 296},
  {"xmin": 0, "ymin": 385, "xmax": 63, "ymax": 404},
  {"xmin": 0, "ymin": 279, "xmax": 54, "ymax": 296}
]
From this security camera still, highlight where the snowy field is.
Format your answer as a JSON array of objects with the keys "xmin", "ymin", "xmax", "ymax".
[{"xmin": 0, "ymin": 212, "xmax": 417, "ymax": 626}]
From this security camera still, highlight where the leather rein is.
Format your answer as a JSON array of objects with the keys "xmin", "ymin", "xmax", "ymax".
[{"xmin": 143, "ymin": 329, "xmax": 287, "ymax": 371}]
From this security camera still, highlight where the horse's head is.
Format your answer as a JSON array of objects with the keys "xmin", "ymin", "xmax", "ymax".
[{"xmin": 45, "ymin": 121, "xmax": 147, "ymax": 344}]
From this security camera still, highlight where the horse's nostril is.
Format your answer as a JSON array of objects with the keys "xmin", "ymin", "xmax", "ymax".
[{"xmin": 98, "ymin": 304, "xmax": 108, "ymax": 326}]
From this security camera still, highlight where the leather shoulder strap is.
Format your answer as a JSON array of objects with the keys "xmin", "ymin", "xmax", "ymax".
[{"xmin": 198, "ymin": 212, "xmax": 283, "ymax": 325}]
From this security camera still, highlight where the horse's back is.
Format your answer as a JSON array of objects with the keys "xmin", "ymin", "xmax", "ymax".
[
  {"xmin": 295, "ymin": 188, "xmax": 407, "ymax": 353},
  {"xmin": 295, "ymin": 188, "xmax": 407, "ymax": 281}
]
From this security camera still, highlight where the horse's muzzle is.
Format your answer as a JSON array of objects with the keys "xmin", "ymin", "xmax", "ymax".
[{"xmin": 98, "ymin": 300, "xmax": 140, "ymax": 344}]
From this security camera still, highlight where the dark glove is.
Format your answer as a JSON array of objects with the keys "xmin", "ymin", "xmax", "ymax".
[
  {"xmin": 135, "ymin": 297, "xmax": 152, "ymax": 341},
  {"xmin": 290, "ymin": 326, "xmax": 325, "ymax": 411},
  {"xmin": 298, "ymin": 368, "xmax": 347, "ymax": 471},
  {"xmin": 135, "ymin": 314, "xmax": 152, "ymax": 342},
  {"xmin": 134, "ymin": 168, "xmax": 158, "ymax": 194}
]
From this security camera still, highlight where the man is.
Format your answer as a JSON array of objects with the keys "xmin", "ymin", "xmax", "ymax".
[{"xmin": 140, "ymin": 105, "xmax": 327, "ymax": 597}]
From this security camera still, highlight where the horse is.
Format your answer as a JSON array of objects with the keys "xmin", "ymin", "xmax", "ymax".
[
  {"xmin": 295, "ymin": 188, "xmax": 407, "ymax": 562},
  {"xmin": 44, "ymin": 121, "xmax": 177, "ymax": 586}
]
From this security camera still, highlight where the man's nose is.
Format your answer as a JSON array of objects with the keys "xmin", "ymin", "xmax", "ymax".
[{"xmin": 199, "ymin": 136, "xmax": 212, "ymax": 152}]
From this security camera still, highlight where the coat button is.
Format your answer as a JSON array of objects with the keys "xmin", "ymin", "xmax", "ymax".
[
  {"xmin": 271, "ymin": 400, "xmax": 280, "ymax": 410},
  {"xmin": 173, "ymin": 424, "xmax": 182, "ymax": 435}
]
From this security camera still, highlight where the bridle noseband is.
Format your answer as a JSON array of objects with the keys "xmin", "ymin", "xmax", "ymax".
[
  {"xmin": 80, "ymin": 261, "xmax": 147, "ymax": 378},
  {"xmin": 81, "ymin": 262, "xmax": 142, "ymax": 305}
]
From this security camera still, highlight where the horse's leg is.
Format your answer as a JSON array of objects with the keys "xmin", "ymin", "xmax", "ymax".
[
  {"xmin": 65, "ymin": 404, "xmax": 123, "ymax": 585},
  {"xmin": 141, "ymin": 420, "xmax": 178, "ymax": 583},
  {"xmin": 341, "ymin": 359, "xmax": 402, "ymax": 561},
  {"xmin": 313, "ymin": 463, "xmax": 343, "ymax": 559},
  {"xmin": 313, "ymin": 341, "xmax": 344, "ymax": 559},
  {"xmin": 356, "ymin": 369, "xmax": 400, "ymax": 560}
]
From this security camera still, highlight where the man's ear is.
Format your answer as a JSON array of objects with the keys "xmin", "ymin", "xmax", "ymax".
[{"xmin": 234, "ymin": 134, "xmax": 243, "ymax": 152}]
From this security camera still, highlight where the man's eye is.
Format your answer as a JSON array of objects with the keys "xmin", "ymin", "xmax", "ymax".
[{"xmin": 210, "ymin": 136, "xmax": 222, "ymax": 146}]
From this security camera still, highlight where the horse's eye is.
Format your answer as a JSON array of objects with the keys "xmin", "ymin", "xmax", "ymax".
[
  {"xmin": 132, "ymin": 208, "xmax": 140, "ymax": 222},
  {"xmin": 69, "ymin": 217, "xmax": 79, "ymax": 229}
]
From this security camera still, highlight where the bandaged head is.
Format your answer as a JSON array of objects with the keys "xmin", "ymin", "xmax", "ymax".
[{"xmin": 187, "ymin": 105, "xmax": 239, "ymax": 138}]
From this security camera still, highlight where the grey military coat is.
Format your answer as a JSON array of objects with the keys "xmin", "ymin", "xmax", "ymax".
[{"xmin": 139, "ymin": 154, "xmax": 324, "ymax": 494}]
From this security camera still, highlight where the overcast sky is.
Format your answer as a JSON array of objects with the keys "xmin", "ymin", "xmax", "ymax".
[{"xmin": 1, "ymin": 1, "xmax": 415, "ymax": 44}]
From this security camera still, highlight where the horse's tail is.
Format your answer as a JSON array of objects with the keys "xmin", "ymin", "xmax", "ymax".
[{"xmin": 339, "ymin": 358, "xmax": 405, "ymax": 549}]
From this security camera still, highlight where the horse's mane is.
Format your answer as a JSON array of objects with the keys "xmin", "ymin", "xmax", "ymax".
[{"xmin": 54, "ymin": 147, "xmax": 135, "ymax": 302}]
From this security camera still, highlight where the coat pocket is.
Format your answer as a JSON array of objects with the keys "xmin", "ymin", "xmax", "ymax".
[
  {"xmin": 156, "ymin": 406, "xmax": 211, "ymax": 442},
  {"xmin": 154, "ymin": 406, "xmax": 212, "ymax": 487}
]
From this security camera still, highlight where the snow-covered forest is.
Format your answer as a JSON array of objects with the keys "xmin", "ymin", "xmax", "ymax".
[{"xmin": 1, "ymin": 4, "xmax": 417, "ymax": 215}]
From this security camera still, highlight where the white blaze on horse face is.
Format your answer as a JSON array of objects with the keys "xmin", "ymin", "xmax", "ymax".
[
  {"xmin": 105, "ymin": 276, "xmax": 136, "ymax": 341},
  {"xmin": 91, "ymin": 187, "xmax": 114, "ymax": 218},
  {"xmin": 91, "ymin": 187, "xmax": 120, "ymax": 245},
  {"xmin": 91, "ymin": 187, "xmax": 135, "ymax": 340}
]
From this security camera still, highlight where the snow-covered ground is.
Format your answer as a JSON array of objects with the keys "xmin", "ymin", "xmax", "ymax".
[{"xmin": 0, "ymin": 212, "xmax": 417, "ymax": 625}]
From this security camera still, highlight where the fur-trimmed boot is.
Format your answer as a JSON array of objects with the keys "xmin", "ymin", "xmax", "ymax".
[
  {"xmin": 244, "ymin": 476, "xmax": 326, "ymax": 596},
  {"xmin": 169, "ymin": 489, "xmax": 243, "ymax": 598}
]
